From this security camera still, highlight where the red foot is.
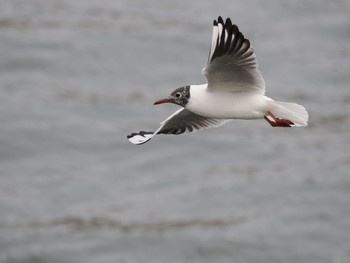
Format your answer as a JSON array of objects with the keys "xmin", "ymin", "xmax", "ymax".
[{"xmin": 264, "ymin": 111, "xmax": 294, "ymax": 127}]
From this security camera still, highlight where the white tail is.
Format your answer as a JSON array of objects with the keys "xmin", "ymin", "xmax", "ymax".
[{"xmin": 268, "ymin": 101, "xmax": 309, "ymax": 127}]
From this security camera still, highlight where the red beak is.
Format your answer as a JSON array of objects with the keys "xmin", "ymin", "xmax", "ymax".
[{"xmin": 154, "ymin": 98, "xmax": 173, "ymax": 105}]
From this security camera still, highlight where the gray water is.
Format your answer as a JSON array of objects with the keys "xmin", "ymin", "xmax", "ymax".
[{"xmin": 1, "ymin": 0, "xmax": 350, "ymax": 262}]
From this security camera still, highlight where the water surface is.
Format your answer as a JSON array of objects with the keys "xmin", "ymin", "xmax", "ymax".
[{"xmin": 1, "ymin": 1, "xmax": 350, "ymax": 262}]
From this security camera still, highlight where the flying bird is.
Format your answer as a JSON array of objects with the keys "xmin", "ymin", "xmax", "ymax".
[{"xmin": 127, "ymin": 16, "xmax": 308, "ymax": 145}]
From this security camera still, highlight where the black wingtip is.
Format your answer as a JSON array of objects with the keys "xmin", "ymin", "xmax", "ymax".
[
  {"xmin": 127, "ymin": 131, "xmax": 153, "ymax": 139},
  {"xmin": 218, "ymin": 16, "xmax": 224, "ymax": 25},
  {"xmin": 232, "ymin": 24, "xmax": 239, "ymax": 34},
  {"xmin": 225, "ymin": 17, "xmax": 232, "ymax": 27}
]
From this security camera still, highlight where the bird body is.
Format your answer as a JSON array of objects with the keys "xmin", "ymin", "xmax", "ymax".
[
  {"xmin": 186, "ymin": 84, "xmax": 269, "ymax": 119},
  {"xmin": 127, "ymin": 16, "xmax": 308, "ymax": 145}
]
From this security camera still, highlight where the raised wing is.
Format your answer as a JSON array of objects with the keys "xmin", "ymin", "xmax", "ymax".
[
  {"xmin": 202, "ymin": 16, "xmax": 265, "ymax": 93},
  {"xmin": 127, "ymin": 108, "xmax": 230, "ymax": 145}
]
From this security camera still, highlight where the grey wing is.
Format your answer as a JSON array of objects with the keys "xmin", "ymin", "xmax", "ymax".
[
  {"xmin": 201, "ymin": 16, "xmax": 265, "ymax": 93},
  {"xmin": 127, "ymin": 108, "xmax": 230, "ymax": 145}
]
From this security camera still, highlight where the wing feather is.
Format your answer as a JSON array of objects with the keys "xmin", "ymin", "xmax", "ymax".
[
  {"xmin": 203, "ymin": 17, "xmax": 265, "ymax": 93},
  {"xmin": 127, "ymin": 108, "xmax": 230, "ymax": 145}
]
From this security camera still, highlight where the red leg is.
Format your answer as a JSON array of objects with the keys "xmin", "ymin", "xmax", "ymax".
[{"xmin": 264, "ymin": 111, "xmax": 294, "ymax": 127}]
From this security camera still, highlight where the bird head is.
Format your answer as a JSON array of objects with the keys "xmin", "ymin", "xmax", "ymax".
[{"xmin": 154, "ymin": 85, "xmax": 190, "ymax": 107}]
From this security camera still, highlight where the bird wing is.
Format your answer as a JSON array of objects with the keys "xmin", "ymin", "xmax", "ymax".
[
  {"xmin": 201, "ymin": 16, "xmax": 265, "ymax": 94},
  {"xmin": 127, "ymin": 108, "xmax": 230, "ymax": 145}
]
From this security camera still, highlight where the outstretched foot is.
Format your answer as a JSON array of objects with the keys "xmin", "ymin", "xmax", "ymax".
[{"xmin": 264, "ymin": 111, "xmax": 294, "ymax": 127}]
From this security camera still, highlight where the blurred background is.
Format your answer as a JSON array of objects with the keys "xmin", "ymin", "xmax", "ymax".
[{"xmin": 1, "ymin": 0, "xmax": 350, "ymax": 262}]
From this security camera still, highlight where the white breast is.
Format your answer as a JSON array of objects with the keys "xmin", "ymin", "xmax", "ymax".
[{"xmin": 186, "ymin": 84, "xmax": 270, "ymax": 119}]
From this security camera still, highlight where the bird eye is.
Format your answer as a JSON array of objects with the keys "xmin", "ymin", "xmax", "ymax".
[{"xmin": 175, "ymin": 92, "xmax": 182, "ymax": 98}]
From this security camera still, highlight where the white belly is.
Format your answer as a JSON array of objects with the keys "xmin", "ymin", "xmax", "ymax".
[{"xmin": 186, "ymin": 84, "xmax": 270, "ymax": 119}]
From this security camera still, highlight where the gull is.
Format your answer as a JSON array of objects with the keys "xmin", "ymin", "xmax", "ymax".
[{"xmin": 127, "ymin": 16, "xmax": 308, "ymax": 145}]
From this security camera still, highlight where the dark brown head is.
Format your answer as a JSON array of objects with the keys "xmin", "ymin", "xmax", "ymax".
[{"xmin": 154, "ymin": 85, "xmax": 190, "ymax": 107}]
